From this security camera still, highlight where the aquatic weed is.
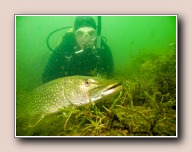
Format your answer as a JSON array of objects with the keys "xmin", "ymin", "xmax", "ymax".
[{"xmin": 19, "ymin": 46, "xmax": 176, "ymax": 136}]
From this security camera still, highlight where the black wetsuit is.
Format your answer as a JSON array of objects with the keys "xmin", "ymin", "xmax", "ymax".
[{"xmin": 42, "ymin": 31, "xmax": 114, "ymax": 83}]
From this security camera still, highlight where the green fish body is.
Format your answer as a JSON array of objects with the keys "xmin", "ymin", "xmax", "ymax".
[{"xmin": 16, "ymin": 76, "xmax": 122, "ymax": 129}]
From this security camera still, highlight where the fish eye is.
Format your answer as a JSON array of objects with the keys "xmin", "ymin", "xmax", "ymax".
[{"xmin": 84, "ymin": 79, "xmax": 91, "ymax": 87}]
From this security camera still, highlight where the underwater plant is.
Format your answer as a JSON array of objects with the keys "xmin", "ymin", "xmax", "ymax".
[{"xmin": 16, "ymin": 46, "xmax": 176, "ymax": 136}]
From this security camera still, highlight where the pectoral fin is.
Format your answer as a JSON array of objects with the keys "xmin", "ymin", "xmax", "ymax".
[{"xmin": 29, "ymin": 114, "xmax": 45, "ymax": 128}]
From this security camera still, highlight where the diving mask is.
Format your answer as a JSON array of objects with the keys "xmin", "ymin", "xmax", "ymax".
[{"xmin": 74, "ymin": 27, "xmax": 97, "ymax": 49}]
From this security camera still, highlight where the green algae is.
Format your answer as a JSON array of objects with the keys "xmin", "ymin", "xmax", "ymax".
[{"xmin": 17, "ymin": 45, "xmax": 176, "ymax": 137}]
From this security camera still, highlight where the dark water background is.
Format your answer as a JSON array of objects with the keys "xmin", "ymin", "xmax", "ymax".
[{"xmin": 16, "ymin": 15, "xmax": 176, "ymax": 92}]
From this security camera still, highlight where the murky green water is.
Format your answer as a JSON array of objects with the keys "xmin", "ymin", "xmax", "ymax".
[
  {"xmin": 16, "ymin": 15, "xmax": 177, "ymax": 136},
  {"xmin": 16, "ymin": 15, "xmax": 176, "ymax": 92}
]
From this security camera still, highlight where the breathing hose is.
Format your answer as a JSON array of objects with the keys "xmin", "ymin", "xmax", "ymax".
[
  {"xmin": 96, "ymin": 16, "xmax": 102, "ymax": 49},
  {"xmin": 46, "ymin": 26, "xmax": 72, "ymax": 53}
]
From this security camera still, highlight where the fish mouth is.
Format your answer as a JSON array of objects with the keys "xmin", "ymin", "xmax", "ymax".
[
  {"xmin": 102, "ymin": 82, "xmax": 122, "ymax": 96},
  {"xmin": 90, "ymin": 81, "xmax": 122, "ymax": 102}
]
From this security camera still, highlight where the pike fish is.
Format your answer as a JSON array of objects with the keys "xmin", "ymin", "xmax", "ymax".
[{"xmin": 16, "ymin": 75, "xmax": 122, "ymax": 129}]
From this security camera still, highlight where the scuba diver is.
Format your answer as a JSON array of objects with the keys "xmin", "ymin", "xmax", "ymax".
[{"xmin": 42, "ymin": 16, "xmax": 114, "ymax": 83}]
